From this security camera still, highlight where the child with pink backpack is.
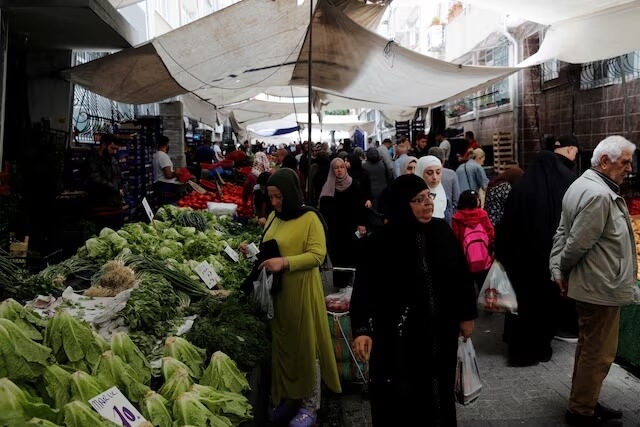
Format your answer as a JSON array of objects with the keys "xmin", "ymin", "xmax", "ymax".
[{"xmin": 452, "ymin": 190, "xmax": 495, "ymax": 291}]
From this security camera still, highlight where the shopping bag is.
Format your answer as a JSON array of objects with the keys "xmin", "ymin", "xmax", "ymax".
[
  {"xmin": 327, "ymin": 312, "xmax": 367, "ymax": 384},
  {"xmin": 454, "ymin": 338, "xmax": 482, "ymax": 405},
  {"xmin": 477, "ymin": 260, "xmax": 518, "ymax": 314},
  {"xmin": 250, "ymin": 269, "xmax": 274, "ymax": 319}
]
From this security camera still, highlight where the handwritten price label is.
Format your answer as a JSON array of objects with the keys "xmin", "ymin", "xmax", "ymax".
[
  {"xmin": 141, "ymin": 198, "xmax": 154, "ymax": 222},
  {"xmin": 224, "ymin": 245, "xmax": 240, "ymax": 262},
  {"xmin": 89, "ymin": 387, "xmax": 146, "ymax": 426},
  {"xmin": 194, "ymin": 261, "xmax": 221, "ymax": 289}
]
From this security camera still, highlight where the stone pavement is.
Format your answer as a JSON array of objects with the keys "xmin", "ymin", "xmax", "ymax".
[{"xmin": 340, "ymin": 312, "xmax": 640, "ymax": 426}]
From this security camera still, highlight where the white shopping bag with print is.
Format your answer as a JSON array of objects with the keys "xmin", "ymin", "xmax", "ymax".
[
  {"xmin": 455, "ymin": 338, "xmax": 482, "ymax": 405},
  {"xmin": 477, "ymin": 260, "xmax": 518, "ymax": 314}
]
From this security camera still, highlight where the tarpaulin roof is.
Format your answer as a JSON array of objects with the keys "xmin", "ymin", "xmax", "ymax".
[
  {"xmin": 467, "ymin": 0, "xmax": 640, "ymax": 65},
  {"xmin": 65, "ymin": 0, "xmax": 519, "ymax": 123}
]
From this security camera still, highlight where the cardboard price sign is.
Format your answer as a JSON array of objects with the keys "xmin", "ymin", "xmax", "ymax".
[
  {"xmin": 224, "ymin": 245, "xmax": 240, "ymax": 262},
  {"xmin": 141, "ymin": 198, "xmax": 154, "ymax": 222},
  {"xmin": 89, "ymin": 387, "xmax": 146, "ymax": 427},
  {"xmin": 194, "ymin": 261, "xmax": 222, "ymax": 289}
]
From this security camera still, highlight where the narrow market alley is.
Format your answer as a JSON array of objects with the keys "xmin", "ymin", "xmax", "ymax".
[{"xmin": 339, "ymin": 313, "xmax": 640, "ymax": 426}]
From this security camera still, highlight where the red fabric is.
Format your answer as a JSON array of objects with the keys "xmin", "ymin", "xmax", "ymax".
[
  {"xmin": 226, "ymin": 150, "xmax": 247, "ymax": 163},
  {"xmin": 242, "ymin": 174, "xmax": 258, "ymax": 204},
  {"xmin": 176, "ymin": 168, "xmax": 193, "ymax": 183},
  {"xmin": 460, "ymin": 139, "xmax": 480, "ymax": 162},
  {"xmin": 451, "ymin": 208, "xmax": 495, "ymax": 246}
]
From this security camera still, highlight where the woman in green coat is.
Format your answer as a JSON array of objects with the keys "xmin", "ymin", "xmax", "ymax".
[{"xmin": 258, "ymin": 168, "xmax": 341, "ymax": 426}]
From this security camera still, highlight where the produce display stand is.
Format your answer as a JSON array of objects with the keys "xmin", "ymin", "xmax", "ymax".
[{"xmin": 617, "ymin": 298, "xmax": 640, "ymax": 371}]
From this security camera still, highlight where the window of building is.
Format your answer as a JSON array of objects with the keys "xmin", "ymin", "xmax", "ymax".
[
  {"xmin": 542, "ymin": 58, "xmax": 559, "ymax": 82},
  {"xmin": 477, "ymin": 45, "xmax": 511, "ymax": 109},
  {"xmin": 580, "ymin": 52, "xmax": 640, "ymax": 90},
  {"xmin": 157, "ymin": 0, "xmax": 169, "ymax": 19}
]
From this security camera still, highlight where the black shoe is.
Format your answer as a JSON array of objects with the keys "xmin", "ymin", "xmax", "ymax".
[
  {"xmin": 595, "ymin": 402, "xmax": 622, "ymax": 420},
  {"xmin": 565, "ymin": 410, "xmax": 602, "ymax": 426}
]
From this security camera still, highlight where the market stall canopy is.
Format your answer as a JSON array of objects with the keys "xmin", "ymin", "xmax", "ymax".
[
  {"xmin": 64, "ymin": 0, "xmax": 519, "ymax": 115},
  {"xmin": 108, "ymin": 0, "xmax": 143, "ymax": 8},
  {"xmin": 466, "ymin": 0, "xmax": 640, "ymax": 65}
]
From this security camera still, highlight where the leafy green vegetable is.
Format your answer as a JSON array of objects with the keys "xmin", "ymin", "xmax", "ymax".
[
  {"xmin": 0, "ymin": 298, "xmax": 47, "ymax": 341},
  {"xmin": 190, "ymin": 384, "xmax": 252, "ymax": 425},
  {"xmin": 0, "ymin": 318, "xmax": 53, "ymax": 383},
  {"xmin": 43, "ymin": 365, "xmax": 72, "ymax": 409},
  {"xmin": 200, "ymin": 351, "xmax": 250, "ymax": 395},
  {"xmin": 62, "ymin": 401, "xmax": 119, "ymax": 427},
  {"xmin": 92, "ymin": 351, "xmax": 149, "ymax": 403},
  {"xmin": 69, "ymin": 371, "xmax": 105, "ymax": 404},
  {"xmin": 110, "ymin": 332, "xmax": 151, "ymax": 385},
  {"xmin": 43, "ymin": 310, "xmax": 103, "ymax": 372},
  {"xmin": 158, "ymin": 368, "xmax": 193, "ymax": 402},
  {"xmin": 163, "ymin": 336, "xmax": 206, "ymax": 380},
  {"xmin": 171, "ymin": 392, "xmax": 232, "ymax": 427},
  {"xmin": 0, "ymin": 377, "xmax": 59, "ymax": 426},
  {"xmin": 186, "ymin": 294, "xmax": 269, "ymax": 371},
  {"xmin": 140, "ymin": 390, "xmax": 173, "ymax": 427},
  {"xmin": 24, "ymin": 418, "xmax": 63, "ymax": 426},
  {"xmin": 161, "ymin": 357, "xmax": 196, "ymax": 382}
]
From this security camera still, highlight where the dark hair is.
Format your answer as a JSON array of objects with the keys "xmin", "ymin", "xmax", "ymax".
[
  {"xmin": 544, "ymin": 134, "xmax": 556, "ymax": 151},
  {"xmin": 416, "ymin": 132, "xmax": 427, "ymax": 141},
  {"xmin": 156, "ymin": 134, "xmax": 170, "ymax": 149},
  {"xmin": 458, "ymin": 190, "xmax": 480, "ymax": 210},
  {"xmin": 465, "ymin": 131, "xmax": 475, "ymax": 140},
  {"xmin": 383, "ymin": 138, "xmax": 392, "ymax": 145},
  {"xmin": 99, "ymin": 133, "xmax": 115, "ymax": 145},
  {"xmin": 257, "ymin": 172, "xmax": 271, "ymax": 186}
]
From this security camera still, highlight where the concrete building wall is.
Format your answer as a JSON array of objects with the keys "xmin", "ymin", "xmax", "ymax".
[{"xmin": 27, "ymin": 49, "xmax": 73, "ymax": 134}]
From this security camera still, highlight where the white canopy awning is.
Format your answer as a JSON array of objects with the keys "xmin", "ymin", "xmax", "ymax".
[
  {"xmin": 65, "ymin": 0, "xmax": 520, "ymax": 120},
  {"xmin": 466, "ymin": 0, "xmax": 640, "ymax": 65}
]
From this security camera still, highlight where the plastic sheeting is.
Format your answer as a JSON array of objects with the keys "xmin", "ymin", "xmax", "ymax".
[{"xmin": 466, "ymin": 0, "xmax": 640, "ymax": 65}]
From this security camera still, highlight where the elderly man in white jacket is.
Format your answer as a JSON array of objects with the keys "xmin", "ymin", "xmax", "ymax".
[{"xmin": 550, "ymin": 135, "xmax": 638, "ymax": 426}]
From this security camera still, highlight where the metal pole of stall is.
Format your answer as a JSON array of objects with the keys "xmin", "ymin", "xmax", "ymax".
[{"xmin": 306, "ymin": 0, "xmax": 313, "ymax": 202}]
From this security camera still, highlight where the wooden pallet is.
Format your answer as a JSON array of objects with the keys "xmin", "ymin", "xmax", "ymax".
[{"xmin": 493, "ymin": 132, "xmax": 515, "ymax": 170}]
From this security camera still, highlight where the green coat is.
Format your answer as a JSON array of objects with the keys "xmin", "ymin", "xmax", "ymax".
[{"xmin": 264, "ymin": 211, "xmax": 341, "ymax": 405}]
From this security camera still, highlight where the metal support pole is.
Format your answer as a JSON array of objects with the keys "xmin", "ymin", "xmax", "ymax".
[{"xmin": 306, "ymin": 0, "xmax": 313, "ymax": 201}]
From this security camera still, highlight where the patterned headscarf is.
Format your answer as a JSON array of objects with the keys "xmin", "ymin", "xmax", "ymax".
[{"xmin": 252, "ymin": 152, "xmax": 270, "ymax": 177}]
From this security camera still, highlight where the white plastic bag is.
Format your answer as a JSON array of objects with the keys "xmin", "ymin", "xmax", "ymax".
[
  {"xmin": 250, "ymin": 269, "xmax": 274, "ymax": 319},
  {"xmin": 325, "ymin": 286, "xmax": 353, "ymax": 313},
  {"xmin": 455, "ymin": 338, "xmax": 482, "ymax": 405},
  {"xmin": 477, "ymin": 260, "xmax": 518, "ymax": 314}
]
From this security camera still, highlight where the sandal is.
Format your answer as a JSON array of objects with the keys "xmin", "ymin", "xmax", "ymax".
[{"xmin": 288, "ymin": 408, "xmax": 318, "ymax": 427}]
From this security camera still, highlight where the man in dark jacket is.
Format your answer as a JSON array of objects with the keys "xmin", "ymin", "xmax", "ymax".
[{"xmin": 86, "ymin": 133, "xmax": 126, "ymax": 232}]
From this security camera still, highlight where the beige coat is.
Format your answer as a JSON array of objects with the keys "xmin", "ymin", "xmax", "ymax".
[{"xmin": 550, "ymin": 169, "xmax": 639, "ymax": 306}]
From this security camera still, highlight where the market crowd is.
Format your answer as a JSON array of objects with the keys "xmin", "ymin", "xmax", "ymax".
[
  {"xmin": 236, "ymin": 133, "xmax": 637, "ymax": 427},
  {"xmin": 86, "ymin": 130, "xmax": 638, "ymax": 427}
]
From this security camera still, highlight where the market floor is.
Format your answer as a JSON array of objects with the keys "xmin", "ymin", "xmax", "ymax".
[{"xmin": 337, "ymin": 312, "xmax": 640, "ymax": 426}]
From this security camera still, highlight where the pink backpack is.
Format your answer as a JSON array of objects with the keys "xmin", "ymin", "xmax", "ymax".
[{"xmin": 462, "ymin": 223, "xmax": 492, "ymax": 273}]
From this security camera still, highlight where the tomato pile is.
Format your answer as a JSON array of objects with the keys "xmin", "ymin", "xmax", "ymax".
[
  {"xmin": 628, "ymin": 197, "xmax": 640, "ymax": 216},
  {"xmin": 177, "ymin": 183, "xmax": 253, "ymax": 218}
]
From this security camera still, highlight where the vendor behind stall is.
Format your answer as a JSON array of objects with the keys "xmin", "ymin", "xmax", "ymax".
[
  {"xmin": 85, "ymin": 133, "xmax": 127, "ymax": 232},
  {"xmin": 153, "ymin": 135, "xmax": 182, "ymax": 205}
]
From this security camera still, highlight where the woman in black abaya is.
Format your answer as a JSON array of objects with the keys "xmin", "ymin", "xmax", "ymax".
[
  {"xmin": 495, "ymin": 150, "xmax": 576, "ymax": 366},
  {"xmin": 350, "ymin": 175, "xmax": 477, "ymax": 426}
]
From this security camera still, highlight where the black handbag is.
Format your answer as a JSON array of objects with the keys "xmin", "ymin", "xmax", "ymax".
[{"xmin": 241, "ymin": 218, "xmax": 283, "ymax": 295}]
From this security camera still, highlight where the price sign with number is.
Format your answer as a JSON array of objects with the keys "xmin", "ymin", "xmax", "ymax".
[
  {"xmin": 141, "ymin": 198, "xmax": 154, "ymax": 222},
  {"xmin": 224, "ymin": 245, "xmax": 240, "ymax": 262},
  {"xmin": 89, "ymin": 387, "xmax": 146, "ymax": 427},
  {"xmin": 194, "ymin": 261, "xmax": 221, "ymax": 289}
]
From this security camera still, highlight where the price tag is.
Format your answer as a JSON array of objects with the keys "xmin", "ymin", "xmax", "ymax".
[
  {"xmin": 89, "ymin": 387, "xmax": 146, "ymax": 427},
  {"xmin": 194, "ymin": 261, "xmax": 221, "ymax": 289},
  {"xmin": 246, "ymin": 243, "xmax": 260, "ymax": 261},
  {"xmin": 224, "ymin": 245, "xmax": 240, "ymax": 262},
  {"xmin": 141, "ymin": 198, "xmax": 154, "ymax": 222}
]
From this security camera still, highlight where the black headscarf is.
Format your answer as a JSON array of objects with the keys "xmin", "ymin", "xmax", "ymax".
[
  {"xmin": 388, "ymin": 175, "xmax": 428, "ymax": 226},
  {"xmin": 347, "ymin": 152, "xmax": 362, "ymax": 171},
  {"xmin": 267, "ymin": 168, "xmax": 328, "ymax": 232},
  {"xmin": 282, "ymin": 154, "xmax": 298, "ymax": 170}
]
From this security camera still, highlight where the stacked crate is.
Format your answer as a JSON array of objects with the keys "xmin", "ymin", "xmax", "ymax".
[
  {"xmin": 115, "ymin": 117, "xmax": 162, "ymax": 222},
  {"xmin": 493, "ymin": 132, "xmax": 517, "ymax": 173}
]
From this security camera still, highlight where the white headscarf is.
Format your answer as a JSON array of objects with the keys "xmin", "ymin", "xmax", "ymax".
[
  {"xmin": 416, "ymin": 156, "xmax": 446, "ymax": 219},
  {"xmin": 401, "ymin": 156, "xmax": 418, "ymax": 175}
]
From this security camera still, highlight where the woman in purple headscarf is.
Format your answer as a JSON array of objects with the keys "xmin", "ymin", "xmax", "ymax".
[{"xmin": 319, "ymin": 158, "xmax": 368, "ymax": 288}]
